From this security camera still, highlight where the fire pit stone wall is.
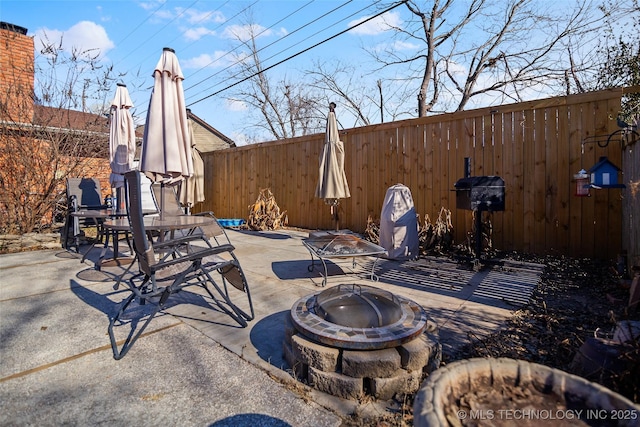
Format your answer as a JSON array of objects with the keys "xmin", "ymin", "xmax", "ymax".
[{"xmin": 284, "ymin": 314, "xmax": 441, "ymax": 400}]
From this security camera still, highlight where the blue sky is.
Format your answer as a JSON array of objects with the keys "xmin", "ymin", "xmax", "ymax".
[{"xmin": 1, "ymin": 0, "xmax": 407, "ymax": 144}]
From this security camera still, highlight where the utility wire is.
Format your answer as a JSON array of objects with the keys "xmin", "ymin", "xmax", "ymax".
[
  {"xmin": 112, "ymin": 1, "xmax": 167, "ymax": 47},
  {"xmin": 187, "ymin": 0, "xmax": 407, "ymax": 107},
  {"xmin": 180, "ymin": 0, "xmax": 261, "ymax": 82},
  {"xmin": 184, "ymin": 0, "xmax": 349, "ymax": 93},
  {"xmin": 114, "ymin": 0, "xmax": 200, "ymax": 67},
  {"xmin": 187, "ymin": 0, "xmax": 376, "ymax": 99},
  {"xmin": 130, "ymin": 0, "xmax": 234, "ymax": 76}
]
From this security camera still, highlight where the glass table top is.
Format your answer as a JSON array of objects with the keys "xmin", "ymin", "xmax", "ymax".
[{"xmin": 302, "ymin": 233, "xmax": 386, "ymax": 258}]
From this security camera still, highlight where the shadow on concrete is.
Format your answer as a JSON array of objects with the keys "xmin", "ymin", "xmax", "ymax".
[
  {"xmin": 209, "ymin": 414, "xmax": 292, "ymax": 427},
  {"xmin": 249, "ymin": 310, "xmax": 289, "ymax": 370},
  {"xmin": 271, "ymin": 259, "xmax": 372, "ymax": 283},
  {"xmin": 233, "ymin": 230, "xmax": 293, "ymax": 240}
]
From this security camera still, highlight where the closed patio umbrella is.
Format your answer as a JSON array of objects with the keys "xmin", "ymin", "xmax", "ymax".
[
  {"xmin": 179, "ymin": 118, "xmax": 205, "ymax": 212},
  {"xmin": 315, "ymin": 102, "xmax": 350, "ymax": 230},
  {"xmin": 140, "ymin": 47, "xmax": 193, "ymax": 218},
  {"xmin": 108, "ymin": 83, "xmax": 136, "ymax": 213}
]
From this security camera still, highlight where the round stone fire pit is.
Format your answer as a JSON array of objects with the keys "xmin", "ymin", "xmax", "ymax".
[
  {"xmin": 290, "ymin": 284, "xmax": 427, "ymax": 350},
  {"xmin": 414, "ymin": 358, "xmax": 640, "ymax": 427},
  {"xmin": 284, "ymin": 284, "xmax": 441, "ymax": 400}
]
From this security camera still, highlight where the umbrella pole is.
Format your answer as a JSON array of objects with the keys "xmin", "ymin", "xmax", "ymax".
[
  {"xmin": 331, "ymin": 200, "xmax": 339, "ymax": 231},
  {"xmin": 160, "ymin": 183, "xmax": 165, "ymax": 220},
  {"xmin": 116, "ymin": 187, "xmax": 125, "ymax": 214}
]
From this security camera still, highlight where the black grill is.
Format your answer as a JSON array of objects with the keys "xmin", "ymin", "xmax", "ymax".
[
  {"xmin": 453, "ymin": 159, "xmax": 506, "ymax": 263},
  {"xmin": 454, "ymin": 176, "xmax": 505, "ymax": 212}
]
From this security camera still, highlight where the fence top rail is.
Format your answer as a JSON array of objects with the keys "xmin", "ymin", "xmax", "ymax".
[{"xmin": 206, "ymin": 87, "xmax": 636, "ymax": 155}]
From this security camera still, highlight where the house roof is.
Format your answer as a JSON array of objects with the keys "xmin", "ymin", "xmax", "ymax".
[
  {"xmin": 187, "ymin": 109, "xmax": 236, "ymax": 148},
  {"xmin": 33, "ymin": 105, "xmax": 144, "ymax": 138},
  {"xmin": 135, "ymin": 109, "xmax": 235, "ymax": 153},
  {"xmin": 588, "ymin": 156, "xmax": 621, "ymax": 173},
  {"xmin": 33, "ymin": 105, "xmax": 110, "ymax": 133}
]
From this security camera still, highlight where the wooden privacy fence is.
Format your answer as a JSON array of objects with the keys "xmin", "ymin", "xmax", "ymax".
[{"xmin": 202, "ymin": 88, "xmax": 638, "ymax": 260}]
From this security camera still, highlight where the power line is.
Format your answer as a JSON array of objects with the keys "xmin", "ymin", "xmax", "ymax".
[
  {"xmin": 187, "ymin": 0, "xmax": 407, "ymax": 107},
  {"xmin": 176, "ymin": 0, "xmax": 261, "ymax": 82},
  {"xmin": 130, "ymin": 0, "xmax": 235, "ymax": 76},
  {"xmin": 113, "ymin": 0, "xmax": 200, "ymax": 67},
  {"xmin": 185, "ymin": 0, "xmax": 318, "ymax": 92},
  {"xmin": 112, "ymin": 1, "xmax": 167, "ymax": 47},
  {"xmin": 184, "ymin": 0, "xmax": 349, "ymax": 93},
  {"xmin": 186, "ymin": 0, "xmax": 378, "ymax": 100}
]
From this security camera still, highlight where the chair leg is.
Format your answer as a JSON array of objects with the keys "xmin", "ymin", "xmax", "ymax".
[
  {"xmin": 108, "ymin": 290, "xmax": 165, "ymax": 360},
  {"xmin": 191, "ymin": 267, "xmax": 247, "ymax": 328},
  {"xmin": 218, "ymin": 258, "xmax": 254, "ymax": 321}
]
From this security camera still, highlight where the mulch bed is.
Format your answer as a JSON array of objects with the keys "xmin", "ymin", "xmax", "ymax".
[
  {"xmin": 348, "ymin": 251, "xmax": 639, "ymax": 427},
  {"xmin": 444, "ymin": 252, "xmax": 639, "ymax": 404}
]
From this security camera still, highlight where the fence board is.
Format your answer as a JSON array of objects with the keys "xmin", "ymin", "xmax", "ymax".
[{"xmin": 203, "ymin": 89, "xmax": 635, "ymax": 261}]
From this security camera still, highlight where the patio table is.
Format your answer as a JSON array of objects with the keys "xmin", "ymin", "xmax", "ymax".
[
  {"xmin": 70, "ymin": 209, "xmax": 127, "ymax": 266},
  {"xmin": 302, "ymin": 232, "xmax": 387, "ymax": 287}
]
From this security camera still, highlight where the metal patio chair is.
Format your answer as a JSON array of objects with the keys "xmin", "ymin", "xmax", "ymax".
[
  {"xmin": 108, "ymin": 170, "xmax": 254, "ymax": 360},
  {"xmin": 62, "ymin": 177, "xmax": 108, "ymax": 252}
]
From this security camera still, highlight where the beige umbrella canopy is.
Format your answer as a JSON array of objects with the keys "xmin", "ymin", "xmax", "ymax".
[
  {"xmin": 140, "ymin": 47, "xmax": 193, "ymax": 184},
  {"xmin": 179, "ymin": 119, "xmax": 206, "ymax": 210},
  {"xmin": 108, "ymin": 83, "xmax": 136, "ymax": 212},
  {"xmin": 140, "ymin": 47, "xmax": 193, "ymax": 218},
  {"xmin": 315, "ymin": 102, "xmax": 350, "ymax": 230}
]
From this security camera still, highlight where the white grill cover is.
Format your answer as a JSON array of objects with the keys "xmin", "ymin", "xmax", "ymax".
[{"xmin": 379, "ymin": 184, "xmax": 419, "ymax": 260}]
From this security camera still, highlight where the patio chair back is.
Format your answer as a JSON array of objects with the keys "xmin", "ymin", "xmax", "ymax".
[
  {"xmin": 66, "ymin": 177, "xmax": 105, "ymax": 209},
  {"xmin": 62, "ymin": 177, "xmax": 108, "ymax": 250},
  {"xmin": 125, "ymin": 171, "xmax": 156, "ymax": 277},
  {"xmin": 151, "ymin": 182, "xmax": 185, "ymax": 217}
]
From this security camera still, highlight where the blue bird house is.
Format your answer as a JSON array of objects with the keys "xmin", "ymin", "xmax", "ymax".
[{"xmin": 587, "ymin": 156, "xmax": 625, "ymax": 189}]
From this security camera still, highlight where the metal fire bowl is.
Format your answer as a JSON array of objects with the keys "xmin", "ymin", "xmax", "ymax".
[{"xmin": 290, "ymin": 285, "xmax": 428, "ymax": 350}]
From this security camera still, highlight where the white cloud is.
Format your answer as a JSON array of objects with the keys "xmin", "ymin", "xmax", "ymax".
[
  {"xmin": 139, "ymin": 1, "xmax": 166, "ymax": 12},
  {"xmin": 348, "ymin": 11, "xmax": 402, "ymax": 36},
  {"xmin": 221, "ymin": 24, "xmax": 271, "ymax": 42},
  {"xmin": 182, "ymin": 51, "xmax": 235, "ymax": 69},
  {"xmin": 186, "ymin": 9, "xmax": 225, "ymax": 24},
  {"xmin": 373, "ymin": 40, "xmax": 419, "ymax": 52},
  {"xmin": 226, "ymin": 98, "xmax": 248, "ymax": 112},
  {"xmin": 276, "ymin": 27, "xmax": 288, "ymax": 37},
  {"xmin": 183, "ymin": 27, "xmax": 216, "ymax": 41},
  {"xmin": 231, "ymin": 131, "xmax": 250, "ymax": 146},
  {"xmin": 34, "ymin": 21, "xmax": 114, "ymax": 59}
]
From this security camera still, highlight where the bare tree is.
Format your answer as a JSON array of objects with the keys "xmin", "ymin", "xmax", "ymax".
[
  {"xmin": 588, "ymin": 0, "xmax": 640, "ymax": 120},
  {"xmin": 304, "ymin": 59, "xmax": 415, "ymax": 127},
  {"xmin": 373, "ymin": 0, "xmax": 629, "ymax": 115},
  {"xmin": 1, "ymin": 35, "xmax": 114, "ymax": 234},
  {"xmin": 225, "ymin": 23, "xmax": 324, "ymax": 140}
]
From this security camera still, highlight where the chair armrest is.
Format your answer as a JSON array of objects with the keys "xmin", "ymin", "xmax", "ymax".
[
  {"xmin": 152, "ymin": 234, "xmax": 217, "ymax": 249},
  {"xmin": 151, "ymin": 243, "xmax": 236, "ymax": 271}
]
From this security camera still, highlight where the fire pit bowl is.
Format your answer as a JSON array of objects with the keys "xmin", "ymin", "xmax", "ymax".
[
  {"xmin": 290, "ymin": 284, "xmax": 427, "ymax": 350},
  {"xmin": 414, "ymin": 358, "xmax": 640, "ymax": 427}
]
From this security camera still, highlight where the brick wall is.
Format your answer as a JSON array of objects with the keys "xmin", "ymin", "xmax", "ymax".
[{"xmin": 0, "ymin": 23, "xmax": 34, "ymax": 124}]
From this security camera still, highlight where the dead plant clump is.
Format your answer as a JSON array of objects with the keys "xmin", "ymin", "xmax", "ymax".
[
  {"xmin": 246, "ymin": 188, "xmax": 288, "ymax": 231},
  {"xmin": 364, "ymin": 207, "xmax": 454, "ymax": 255}
]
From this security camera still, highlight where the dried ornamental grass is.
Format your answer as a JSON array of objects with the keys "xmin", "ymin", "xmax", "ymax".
[{"xmin": 247, "ymin": 188, "xmax": 288, "ymax": 231}]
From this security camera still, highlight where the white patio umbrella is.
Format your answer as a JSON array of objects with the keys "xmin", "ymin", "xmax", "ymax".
[
  {"xmin": 315, "ymin": 102, "xmax": 350, "ymax": 230},
  {"xmin": 108, "ymin": 83, "xmax": 136, "ymax": 213},
  {"xmin": 179, "ymin": 119, "xmax": 205, "ymax": 212},
  {"xmin": 140, "ymin": 47, "xmax": 193, "ymax": 218}
]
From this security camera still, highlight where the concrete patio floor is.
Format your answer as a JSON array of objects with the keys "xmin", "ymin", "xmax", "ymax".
[{"xmin": 0, "ymin": 228, "xmax": 543, "ymax": 426}]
